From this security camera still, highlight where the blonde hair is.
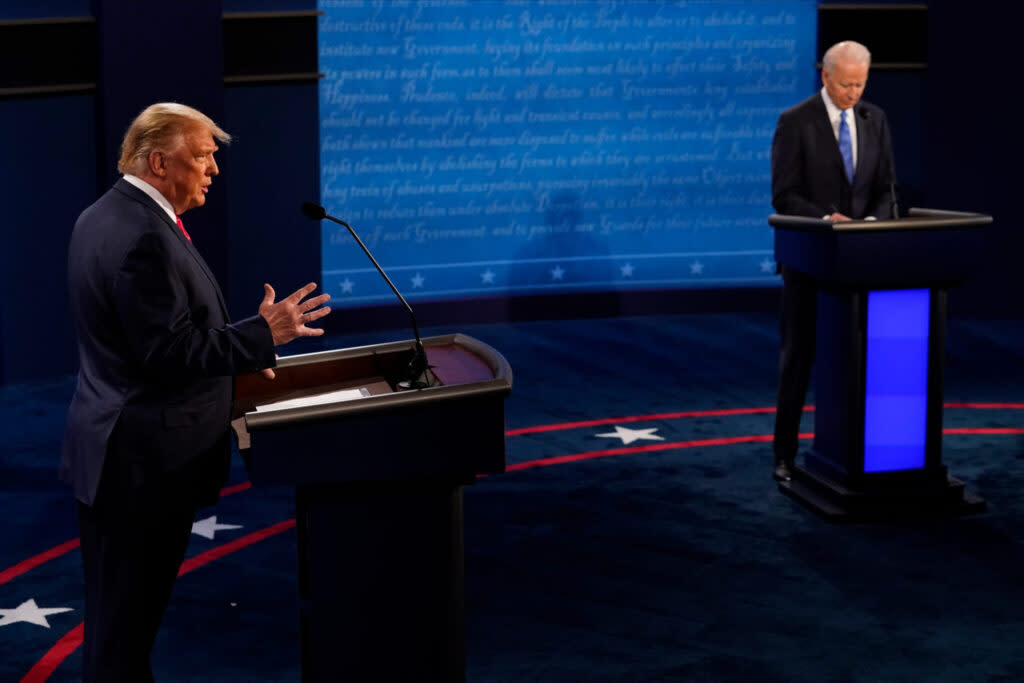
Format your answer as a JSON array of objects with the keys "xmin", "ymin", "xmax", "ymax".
[{"xmin": 117, "ymin": 102, "xmax": 231, "ymax": 175}]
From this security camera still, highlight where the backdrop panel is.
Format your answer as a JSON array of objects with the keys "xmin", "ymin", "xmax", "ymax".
[{"xmin": 318, "ymin": 0, "xmax": 816, "ymax": 306}]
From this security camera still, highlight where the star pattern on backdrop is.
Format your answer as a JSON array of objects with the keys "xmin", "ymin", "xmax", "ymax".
[
  {"xmin": 0, "ymin": 599, "xmax": 73, "ymax": 629},
  {"xmin": 191, "ymin": 515, "xmax": 243, "ymax": 540},
  {"xmin": 331, "ymin": 253, "xmax": 785, "ymax": 298},
  {"xmin": 595, "ymin": 425, "xmax": 665, "ymax": 445}
]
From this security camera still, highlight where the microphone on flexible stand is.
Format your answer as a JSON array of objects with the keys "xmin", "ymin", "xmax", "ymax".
[
  {"xmin": 300, "ymin": 201, "xmax": 436, "ymax": 389},
  {"xmin": 885, "ymin": 149, "xmax": 899, "ymax": 220},
  {"xmin": 859, "ymin": 108, "xmax": 899, "ymax": 219}
]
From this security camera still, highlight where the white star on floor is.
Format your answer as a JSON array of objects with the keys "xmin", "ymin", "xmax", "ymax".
[
  {"xmin": 481, "ymin": 269, "xmax": 495, "ymax": 284},
  {"xmin": 689, "ymin": 261, "xmax": 704, "ymax": 275},
  {"xmin": 595, "ymin": 425, "xmax": 665, "ymax": 445},
  {"xmin": 0, "ymin": 599, "xmax": 73, "ymax": 629},
  {"xmin": 192, "ymin": 515, "xmax": 243, "ymax": 540},
  {"xmin": 620, "ymin": 263, "xmax": 634, "ymax": 278},
  {"xmin": 340, "ymin": 278, "xmax": 354, "ymax": 294},
  {"xmin": 760, "ymin": 257, "xmax": 775, "ymax": 273},
  {"xmin": 551, "ymin": 265, "xmax": 565, "ymax": 280},
  {"xmin": 411, "ymin": 273, "xmax": 425, "ymax": 288}
]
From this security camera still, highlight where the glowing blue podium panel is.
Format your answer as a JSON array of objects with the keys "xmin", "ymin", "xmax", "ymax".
[
  {"xmin": 863, "ymin": 289, "xmax": 930, "ymax": 472},
  {"xmin": 318, "ymin": 0, "xmax": 817, "ymax": 306}
]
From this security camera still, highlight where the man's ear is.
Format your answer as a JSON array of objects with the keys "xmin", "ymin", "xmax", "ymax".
[{"xmin": 147, "ymin": 149, "xmax": 166, "ymax": 177}]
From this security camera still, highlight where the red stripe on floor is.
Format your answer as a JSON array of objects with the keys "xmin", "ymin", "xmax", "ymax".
[
  {"xmin": 21, "ymin": 520, "xmax": 296, "ymax": 681},
  {"xmin": 0, "ymin": 539, "xmax": 80, "ymax": 587},
  {"xmin": 1, "ymin": 479, "xmax": 256, "ymax": 587},
  {"xmin": 20, "ymin": 623, "xmax": 84, "ymax": 683},
  {"xmin": 504, "ymin": 433, "xmax": 783, "ymax": 471},
  {"xmin": 178, "ymin": 520, "xmax": 295, "ymax": 576},
  {"xmin": 506, "ymin": 407, "xmax": 784, "ymax": 436},
  {"xmin": 14, "ymin": 409, "xmax": 1024, "ymax": 680}
]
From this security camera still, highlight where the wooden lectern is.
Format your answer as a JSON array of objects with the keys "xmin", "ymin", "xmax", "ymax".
[
  {"xmin": 232, "ymin": 334, "xmax": 512, "ymax": 682},
  {"xmin": 770, "ymin": 208, "xmax": 991, "ymax": 521}
]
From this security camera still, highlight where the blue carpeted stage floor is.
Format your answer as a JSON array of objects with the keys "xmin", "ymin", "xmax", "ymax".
[{"xmin": 2, "ymin": 312, "xmax": 1024, "ymax": 681}]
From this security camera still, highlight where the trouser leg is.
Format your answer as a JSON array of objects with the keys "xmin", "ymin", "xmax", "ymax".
[
  {"xmin": 78, "ymin": 469, "xmax": 196, "ymax": 682},
  {"xmin": 774, "ymin": 268, "xmax": 818, "ymax": 463}
]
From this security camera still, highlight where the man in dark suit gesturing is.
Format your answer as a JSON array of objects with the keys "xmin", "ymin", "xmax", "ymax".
[
  {"xmin": 770, "ymin": 41, "xmax": 897, "ymax": 481},
  {"xmin": 62, "ymin": 102, "xmax": 331, "ymax": 681}
]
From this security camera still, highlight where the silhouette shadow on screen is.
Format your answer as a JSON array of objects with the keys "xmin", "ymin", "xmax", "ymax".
[{"xmin": 505, "ymin": 191, "xmax": 621, "ymax": 320}]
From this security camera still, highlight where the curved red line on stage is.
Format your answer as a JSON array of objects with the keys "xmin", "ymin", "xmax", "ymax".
[
  {"xmin": 945, "ymin": 427, "xmax": 1024, "ymax": 435},
  {"xmin": 20, "ymin": 623, "xmax": 84, "ymax": 683},
  {"xmin": 1, "ymin": 480, "xmax": 254, "ymax": 588},
  {"xmin": 505, "ymin": 406, "xmax": 783, "ymax": 436},
  {"xmin": 178, "ymin": 519, "xmax": 295, "ymax": 576},
  {"xmin": 14, "ymin": 412, "xmax": 1024, "ymax": 679},
  {"xmin": 7, "ymin": 403, "xmax": 1024, "ymax": 589},
  {"xmin": 220, "ymin": 481, "xmax": 252, "ymax": 497},
  {"xmin": 503, "ymin": 434, "xmax": 781, "ymax": 471},
  {"xmin": 505, "ymin": 402, "xmax": 1024, "ymax": 437},
  {"xmin": 500, "ymin": 427, "xmax": 1024, "ymax": 473},
  {"xmin": 6, "ymin": 402, "xmax": 1024, "ymax": 590},
  {"xmin": 20, "ymin": 519, "xmax": 297, "ymax": 683},
  {"xmin": 944, "ymin": 402, "xmax": 1024, "ymax": 410},
  {"xmin": 0, "ymin": 539, "xmax": 80, "ymax": 588}
]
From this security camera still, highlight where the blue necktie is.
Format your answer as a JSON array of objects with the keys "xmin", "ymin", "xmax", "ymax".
[{"xmin": 839, "ymin": 110, "xmax": 854, "ymax": 184}]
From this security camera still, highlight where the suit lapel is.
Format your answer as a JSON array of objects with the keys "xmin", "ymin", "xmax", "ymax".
[
  {"xmin": 177, "ymin": 226, "xmax": 231, "ymax": 322},
  {"xmin": 812, "ymin": 95, "xmax": 848, "ymax": 184},
  {"xmin": 113, "ymin": 179, "xmax": 231, "ymax": 320},
  {"xmin": 853, "ymin": 104, "xmax": 877, "ymax": 190}
]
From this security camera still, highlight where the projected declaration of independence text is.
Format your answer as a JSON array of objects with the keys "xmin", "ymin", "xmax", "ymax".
[{"xmin": 319, "ymin": 0, "xmax": 815, "ymax": 304}]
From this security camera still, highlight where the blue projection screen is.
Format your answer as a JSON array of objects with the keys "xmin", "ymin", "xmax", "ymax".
[{"xmin": 318, "ymin": 0, "xmax": 816, "ymax": 306}]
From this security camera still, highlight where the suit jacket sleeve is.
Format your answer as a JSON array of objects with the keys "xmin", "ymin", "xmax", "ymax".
[
  {"xmin": 864, "ymin": 108, "xmax": 897, "ymax": 219},
  {"xmin": 113, "ymin": 229, "xmax": 275, "ymax": 381},
  {"xmin": 770, "ymin": 109, "xmax": 827, "ymax": 218}
]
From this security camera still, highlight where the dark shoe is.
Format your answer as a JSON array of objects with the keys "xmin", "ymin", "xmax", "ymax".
[{"xmin": 773, "ymin": 457, "xmax": 794, "ymax": 482}]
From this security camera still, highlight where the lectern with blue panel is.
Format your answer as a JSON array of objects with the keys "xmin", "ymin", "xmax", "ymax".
[{"xmin": 770, "ymin": 209, "xmax": 991, "ymax": 520}]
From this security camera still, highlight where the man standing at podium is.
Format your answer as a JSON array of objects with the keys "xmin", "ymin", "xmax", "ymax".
[
  {"xmin": 770, "ymin": 40, "xmax": 897, "ymax": 481},
  {"xmin": 62, "ymin": 102, "xmax": 332, "ymax": 681}
]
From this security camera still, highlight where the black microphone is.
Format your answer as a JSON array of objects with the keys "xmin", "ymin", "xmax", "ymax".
[
  {"xmin": 300, "ymin": 202, "xmax": 327, "ymax": 220},
  {"xmin": 859, "ymin": 108, "xmax": 899, "ymax": 219},
  {"xmin": 300, "ymin": 201, "xmax": 435, "ymax": 389}
]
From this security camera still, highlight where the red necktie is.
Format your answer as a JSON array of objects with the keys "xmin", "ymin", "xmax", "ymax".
[{"xmin": 176, "ymin": 215, "xmax": 192, "ymax": 242}]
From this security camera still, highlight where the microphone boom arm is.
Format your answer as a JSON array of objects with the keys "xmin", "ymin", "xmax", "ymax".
[
  {"xmin": 302, "ymin": 201, "xmax": 433, "ymax": 388},
  {"xmin": 323, "ymin": 214, "xmax": 423, "ymax": 348}
]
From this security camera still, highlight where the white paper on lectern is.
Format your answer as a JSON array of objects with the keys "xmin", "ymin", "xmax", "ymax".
[{"xmin": 255, "ymin": 387, "xmax": 371, "ymax": 413}]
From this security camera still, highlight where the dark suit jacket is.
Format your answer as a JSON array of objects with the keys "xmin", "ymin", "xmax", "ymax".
[
  {"xmin": 771, "ymin": 92, "xmax": 896, "ymax": 220},
  {"xmin": 62, "ymin": 178, "xmax": 275, "ymax": 506}
]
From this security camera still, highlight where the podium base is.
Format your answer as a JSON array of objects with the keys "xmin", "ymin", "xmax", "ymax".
[{"xmin": 778, "ymin": 464, "xmax": 986, "ymax": 522}]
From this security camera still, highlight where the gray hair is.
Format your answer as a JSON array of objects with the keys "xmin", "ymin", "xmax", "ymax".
[
  {"xmin": 822, "ymin": 41, "xmax": 872, "ymax": 74},
  {"xmin": 118, "ymin": 102, "xmax": 231, "ymax": 175}
]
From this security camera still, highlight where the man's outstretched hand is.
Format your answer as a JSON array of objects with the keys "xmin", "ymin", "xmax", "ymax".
[{"xmin": 259, "ymin": 282, "xmax": 331, "ymax": 346}]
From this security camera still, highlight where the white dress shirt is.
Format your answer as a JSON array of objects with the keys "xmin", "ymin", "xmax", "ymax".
[
  {"xmin": 820, "ymin": 86, "xmax": 858, "ymax": 170},
  {"xmin": 122, "ymin": 174, "xmax": 178, "ymax": 225}
]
